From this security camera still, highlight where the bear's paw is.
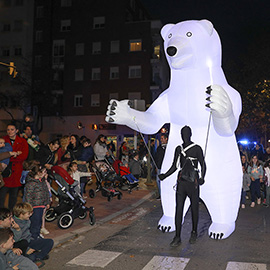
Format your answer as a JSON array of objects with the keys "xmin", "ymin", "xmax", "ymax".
[
  {"xmin": 208, "ymin": 222, "xmax": 235, "ymax": 240},
  {"xmin": 157, "ymin": 215, "xmax": 175, "ymax": 233}
]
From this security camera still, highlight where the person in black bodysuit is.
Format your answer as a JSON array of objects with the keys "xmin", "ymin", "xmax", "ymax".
[{"xmin": 159, "ymin": 126, "xmax": 206, "ymax": 247}]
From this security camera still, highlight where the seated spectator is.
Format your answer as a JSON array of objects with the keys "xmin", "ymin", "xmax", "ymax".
[
  {"xmin": 13, "ymin": 202, "xmax": 54, "ymax": 266},
  {"xmin": 0, "ymin": 208, "xmax": 28, "ymax": 256},
  {"xmin": 35, "ymin": 139, "xmax": 59, "ymax": 169},
  {"xmin": 0, "ymin": 228, "xmax": 38, "ymax": 269}
]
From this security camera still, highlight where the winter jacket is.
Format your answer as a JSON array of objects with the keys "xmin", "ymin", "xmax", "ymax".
[
  {"xmin": 3, "ymin": 135, "xmax": 29, "ymax": 188},
  {"xmin": 24, "ymin": 175, "xmax": 50, "ymax": 208}
]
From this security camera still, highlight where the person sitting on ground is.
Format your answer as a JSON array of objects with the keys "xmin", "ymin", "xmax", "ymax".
[
  {"xmin": 13, "ymin": 202, "xmax": 54, "ymax": 266},
  {"xmin": 0, "ymin": 228, "xmax": 38, "ymax": 269},
  {"xmin": 0, "ymin": 208, "xmax": 28, "ymax": 256}
]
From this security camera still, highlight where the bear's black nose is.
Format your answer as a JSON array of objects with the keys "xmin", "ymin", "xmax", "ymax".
[{"xmin": 167, "ymin": 46, "xmax": 177, "ymax": 56}]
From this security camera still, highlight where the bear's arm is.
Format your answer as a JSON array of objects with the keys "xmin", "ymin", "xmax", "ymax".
[
  {"xmin": 210, "ymin": 85, "xmax": 242, "ymax": 137},
  {"xmin": 106, "ymin": 91, "xmax": 170, "ymax": 134}
]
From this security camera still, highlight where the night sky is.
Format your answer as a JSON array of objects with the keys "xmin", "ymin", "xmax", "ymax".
[{"xmin": 141, "ymin": 0, "xmax": 270, "ymax": 91}]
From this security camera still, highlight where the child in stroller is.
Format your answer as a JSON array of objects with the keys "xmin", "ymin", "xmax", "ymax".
[
  {"xmin": 45, "ymin": 165, "xmax": 95, "ymax": 229},
  {"xmin": 89, "ymin": 160, "xmax": 123, "ymax": 202},
  {"xmin": 113, "ymin": 159, "xmax": 139, "ymax": 193}
]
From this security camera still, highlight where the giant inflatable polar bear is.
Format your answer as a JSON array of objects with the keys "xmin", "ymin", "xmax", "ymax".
[{"xmin": 106, "ymin": 19, "xmax": 242, "ymax": 240}]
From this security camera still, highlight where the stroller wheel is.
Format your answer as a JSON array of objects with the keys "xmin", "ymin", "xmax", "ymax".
[
  {"xmin": 89, "ymin": 189, "xmax": 96, "ymax": 198},
  {"xmin": 107, "ymin": 195, "xmax": 112, "ymax": 202},
  {"xmin": 117, "ymin": 193, "xmax": 122, "ymax": 200},
  {"xmin": 57, "ymin": 212, "xmax": 74, "ymax": 229},
  {"xmin": 78, "ymin": 211, "xmax": 87, "ymax": 220},
  {"xmin": 45, "ymin": 207, "xmax": 57, "ymax": 222},
  {"xmin": 89, "ymin": 211, "xmax": 96, "ymax": 226}
]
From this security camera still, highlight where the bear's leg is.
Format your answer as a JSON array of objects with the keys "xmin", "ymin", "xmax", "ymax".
[{"xmin": 201, "ymin": 173, "xmax": 241, "ymax": 240}]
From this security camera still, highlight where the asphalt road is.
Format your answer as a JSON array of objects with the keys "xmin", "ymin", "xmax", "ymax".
[{"xmin": 44, "ymin": 197, "xmax": 270, "ymax": 270}]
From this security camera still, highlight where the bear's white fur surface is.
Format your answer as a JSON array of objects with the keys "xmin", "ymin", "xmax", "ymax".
[{"xmin": 106, "ymin": 19, "xmax": 242, "ymax": 239}]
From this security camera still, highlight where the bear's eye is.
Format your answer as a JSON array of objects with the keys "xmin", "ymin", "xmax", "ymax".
[
  {"xmin": 186, "ymin": 32, "xmax": 192, "ymax": 37},
  {"xmin": 168, "ymin": 33, "xmax": 172, "ymax": 38}
]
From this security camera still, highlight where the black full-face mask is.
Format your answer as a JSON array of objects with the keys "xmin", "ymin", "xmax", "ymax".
[{"xmin": 181, "ymin": 126, "xmax": 192, "ymax": 145}]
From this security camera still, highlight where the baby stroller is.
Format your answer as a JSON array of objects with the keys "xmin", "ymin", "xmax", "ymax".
[
  {"xmin": 89, "ymin": 160, "xmax": 123, "ymax": 202},
  {"xmin": 112, "ymin": 159, "xmax": 139, "ymax": 193},
  {"xmin": 45, "ymin": 166, "xmax": 95, "ymax": 229}
]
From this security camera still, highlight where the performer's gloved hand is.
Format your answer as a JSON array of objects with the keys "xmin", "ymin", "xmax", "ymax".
[
  {"xmin": 158, "ymin": 174, "xmax": 166, "ymax": 181},
  {"xmin": 198, "ymin": 178, "xmax": 205, "ymax": 185}
]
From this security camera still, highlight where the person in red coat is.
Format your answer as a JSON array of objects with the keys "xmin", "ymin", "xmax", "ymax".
[{"xmin": 0, "ymin": 123, "xmax": 29, "ymax": 209}]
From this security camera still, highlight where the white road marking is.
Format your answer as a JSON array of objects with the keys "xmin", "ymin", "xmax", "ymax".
[
  {"xmin": 66, "ymin": 249, "xmax": 121, "ymax": 268},
  {"xmin": 142, "ymin": 256, "xmax": 190, "ymax": 270},
  {"xmin": 226, "ymin": 261, "xmax": 267, "ymax": 270}
]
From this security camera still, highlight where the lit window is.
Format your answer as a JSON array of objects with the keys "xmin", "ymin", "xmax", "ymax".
[
  {"xmin": 76, "ymin": 43, "xmax": 84, "ymax": 55},
  {"xmin": 110, "ymin": 40, "xmax": 119, "ymax": 53},
  {"xmin": 74, "ymin": 95, "xmax": 83, "ymax": 107},
  {"xmin": 92, "ymin": 68, "xmax": 101, "ymax": 80},
  {"xmin": 61, "ymin": 20, "xmax": 71, "ymax": 32},
  {"xmin": 36, "ymin": 6, "xmax": 44, "ymax": 18},
  {"xmin": 154, "ymin": 45, "xmax": 160, "ymax": 59},
  {"xmin": 61, "ymin": 0, "xmax": 72, "ymax": 7},
  {"xmin": 93, "ymin": 17, "xmax": 105, "ymax": 29},
  {"xmin": 35, "ymin": 31, "xmax": 43, "ymax": 42},
  {"xmin": 128, "ymin": 92, "xmax": 141, "ymax": 100},
  {"xmin": 92, "ymin": 42, "xmax": 101, "ymax": 54},
  {"xmin": 75, "ymin": 69, "xmax": 84, "ymax": 81},
  {"xmin": 52, "ymin": 40, "xmax": 65, "ymax": 68},
  {"xmin": 91, "ymin": 94, "xmax": 100, "ymax": 107},
  {"xmin": 110, "ymin": 67, "xmax": 119, "ymax": 79},
  {"xmin": 129, "ymin": 66, "xmax": 141, "ymax": 78},
  {"xmin": 129, "ymin": 39, "xmax": 142, "ymax": 52}
]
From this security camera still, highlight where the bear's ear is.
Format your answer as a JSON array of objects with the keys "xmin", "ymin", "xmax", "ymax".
[
  {"xmin": 160, "ymin": 24, "xmax": 175, "ymax": 40},
  {"xmin": 198, "ymin": 19, "xmax": 214, "ymax": 36}
]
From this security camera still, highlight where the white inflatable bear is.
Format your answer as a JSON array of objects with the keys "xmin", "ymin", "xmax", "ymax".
[{"xmin": 106, "ymin": 19, "xmax": 242, "ymax": 240}]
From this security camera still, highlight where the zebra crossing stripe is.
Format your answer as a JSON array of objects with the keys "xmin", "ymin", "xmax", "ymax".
[
  {"xmin": 66, "ymin": 250, "xmax": 121, "ymax": 268},
  {"xmin": 226, "ymin": 262, "xmax": 267, "ymax": 270},
  {"xmin": 142, "ymin": 256, "xmax": 190, "ymax": 270}
]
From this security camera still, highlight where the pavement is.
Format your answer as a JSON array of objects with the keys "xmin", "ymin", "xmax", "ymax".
[{"xmin": 37, "ymin": 177, "xmax": 157, "ymax": 247}]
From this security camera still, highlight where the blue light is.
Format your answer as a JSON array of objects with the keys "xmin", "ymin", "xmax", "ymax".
[{"xmin": 238, "ymin": 140, "xmax": 249, "ymax": 145}]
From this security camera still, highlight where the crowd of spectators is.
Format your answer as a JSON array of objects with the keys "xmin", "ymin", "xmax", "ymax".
[{"xmin": 239, "ymin": 141, "xmax": 270, "ymax": 208}]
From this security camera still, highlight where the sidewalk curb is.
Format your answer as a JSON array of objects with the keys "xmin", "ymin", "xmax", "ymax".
[{"xmin": 53, "ymin": 190, "xmax": 156, "ymax": 247}]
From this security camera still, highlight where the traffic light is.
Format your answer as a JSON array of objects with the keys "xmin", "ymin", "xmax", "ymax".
[
  {"xmin": 9, "ymin": 62, "xmax": 17, "ymax": 78},
  {"xmin": 92, "ymin": 124, "xmax": 98, "ymax": 130}
]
